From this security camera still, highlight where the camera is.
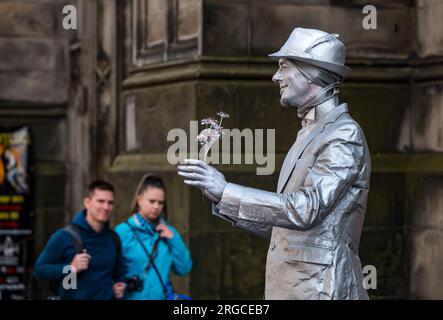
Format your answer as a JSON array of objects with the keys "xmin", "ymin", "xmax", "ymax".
[{"xmin": 125, "ymin": 275, "xmax": 143, "ymax": 292}]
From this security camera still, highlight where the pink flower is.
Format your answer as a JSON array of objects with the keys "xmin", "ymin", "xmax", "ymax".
[
  {"xmin": 200, "ymin": 118, "xmax": 219, "ymax": 127},
  {"xmin": 197, "ymin": 128, "xmax": 222, "ymax": 146},
  {"xmin": 216, "ymin": 111, "xmax": 230, "ymax": 119},
  {"xmin": 197, "ymin": 111, "xmax": 229, "ymax": 162}
]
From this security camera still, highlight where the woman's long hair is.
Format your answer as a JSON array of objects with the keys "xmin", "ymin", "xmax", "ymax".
[{"xmin": 129, "ymin": 173, "xmax": 168, "ymax": 221}]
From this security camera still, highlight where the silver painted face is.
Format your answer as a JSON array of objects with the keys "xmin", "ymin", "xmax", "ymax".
[{"xmin": 272, "ymin": 58, "xmax": 320, "ymax": 109}]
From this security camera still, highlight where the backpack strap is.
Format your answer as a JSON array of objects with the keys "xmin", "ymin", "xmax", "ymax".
[
  {"xmin": 63, "ymin": 224, "xmax": 122, "ymax": 280},
  {"xmin": 63, "ymin": 224, "xmax": 83, "ymax": 254},
  {"xmin": 47, "ymin": 224, "xmax": 83, "ymax": 298},
  {"xmin": 110, "ymin": 229, "xmax": 121, "ymax": 256},
  {"xmin": 109, "ymin": 229, "xmax": 122, "ymax": 280}
]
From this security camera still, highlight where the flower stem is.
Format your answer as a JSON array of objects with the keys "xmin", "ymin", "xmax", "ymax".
[{"xmin": 202, "ymin": 143, "xmax": 211, "ymax": 163}]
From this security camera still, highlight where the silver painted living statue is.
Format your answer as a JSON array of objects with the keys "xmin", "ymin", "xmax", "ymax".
[{"xmin": 178, "ymin": 27, "xmax": 371, "ymax": 300}]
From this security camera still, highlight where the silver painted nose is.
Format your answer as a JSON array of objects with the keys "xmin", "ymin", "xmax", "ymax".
[{"xmin": 272, "ymin": 72, "xmax": 283, "ymax": 83}]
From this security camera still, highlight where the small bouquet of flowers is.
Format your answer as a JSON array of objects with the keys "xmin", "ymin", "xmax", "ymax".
[{"xmin": 197, "ymin": 111, "xmax": 229, "ymax": 163}]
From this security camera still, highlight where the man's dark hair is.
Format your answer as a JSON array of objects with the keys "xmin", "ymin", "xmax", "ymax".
[{"xmin": 86, "ymin": 180, "xmax": 115, "ymax": 197}]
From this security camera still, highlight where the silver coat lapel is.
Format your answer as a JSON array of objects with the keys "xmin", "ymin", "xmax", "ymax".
[{"xmin": 277, "ymin": 104, "xmax": 349, "ymax": 193}]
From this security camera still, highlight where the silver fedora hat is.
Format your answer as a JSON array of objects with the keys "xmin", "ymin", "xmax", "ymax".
[{"xmin": 269, "ymin": 27, "xmax": 351, "ymax": 78}]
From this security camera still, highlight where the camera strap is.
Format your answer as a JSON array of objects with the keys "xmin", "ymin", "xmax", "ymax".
[{"xmin": 125, "ymin": 221, "xmax": 168, "ymax": 296}]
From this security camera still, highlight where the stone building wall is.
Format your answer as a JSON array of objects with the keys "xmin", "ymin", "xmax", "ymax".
[
  {"xmin": 0, "ymin": 0, "xmax": 120, "ymax": 298},
  {"xmin": 111, "ymin": 0, "xmax": 443, "ymax": 299},
  {"xmin": 408, "ymin": 0, "xmax": 443, "ymax": 299},
  {"xmin": 1, "ymin": 0, "xmax": 443, "ymax": 299}
]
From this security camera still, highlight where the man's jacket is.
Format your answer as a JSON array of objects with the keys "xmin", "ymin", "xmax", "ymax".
[
  {"xmin": 33, "ymin": 210, "xmax": 125, "ymax": 299},
  {"xmin": 213, "ymin": 103, "xmax": 371, "ymax": 300}
]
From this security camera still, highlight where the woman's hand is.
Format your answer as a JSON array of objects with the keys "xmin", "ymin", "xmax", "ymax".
[{"xmin": 156, "ymin": 224, "xmax": 174, "ymax": 239}]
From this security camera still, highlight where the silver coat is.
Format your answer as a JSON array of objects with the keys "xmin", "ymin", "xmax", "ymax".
[{"xmin": 213, "ymin": 102, "xmax": 371, "ymax": 300}]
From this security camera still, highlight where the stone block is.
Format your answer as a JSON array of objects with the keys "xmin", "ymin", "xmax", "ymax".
[
  {"xmin": 405, "ymin": 174, "xmax": 443, "ymax": 230},
  {"xmin": 409, "ymin": 228, "xmax": 443, "ymax": 299},
  {"xmin": 0, "ymin": 68, "xmax": 69, "ymax": 104},
  {"xmin": 364, "ymin": 172, "xmax": 407, "ymax": 229},
  {"xmin": 359, "ymin": 229, "xmax": 407, "ymax": 298},
  {"xmin": 189, "ymin": 183, "xmax": 233, "ymax": 232},
  {"xmin": 34, "ymin": 171, "xmax": 67, "ymax": 209},
  {"xmin": 340, "ymin": 84, "xmax": 411, "ymax": 153},
  {"xmin": 219, "ymin": 231, "xmax": 267, "ymax": 299},
  {"xmin": 203, "ymin": 2, "xmax": 249, "ymax": 56},
  {"xmin": 122, "ymin": 83, "xmax": 196, "ymax": 154},
  {"xmin": 189, "ymin": 229, "xmax": 268, "ymax": 299},
  {"xmin": 409, "ymin": 83, "xmax": 443, "ymax": 152},
  {"xmin": 0, "ymin": 1, "xmax": 55, "ymax": 37},
  {"xmin": 189, "ymin": 231, "xmax": 222, "ymax": 299},
  {"xmin": 109, "ymin": 170, "xmax": 146, "ymax": 225},
  {"xmin": 147, "ymin": 0, "xmax": 167, "ymax": 46},
  {"xmin": 178, "ymin": 0, "xmax": 200, "ymax": 42},
  {"xmin": 416, "ymin": 0, "xmax": 443, "ymax": 57}
]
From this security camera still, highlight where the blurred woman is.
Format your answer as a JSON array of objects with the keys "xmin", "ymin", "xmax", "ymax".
[{"xmin": 115, "ymin": 174, "xmax": 192, "ymax": 299}]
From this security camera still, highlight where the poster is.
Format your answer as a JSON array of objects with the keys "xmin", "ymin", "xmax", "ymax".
[{"xmin": 0, "ymin": 127, "xmax": 34, "ymax": 300}]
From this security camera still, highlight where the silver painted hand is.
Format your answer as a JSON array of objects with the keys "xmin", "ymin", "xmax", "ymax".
[{"xmin": 177, "ymin": 159, "xmax": 227, "ymax": 202}]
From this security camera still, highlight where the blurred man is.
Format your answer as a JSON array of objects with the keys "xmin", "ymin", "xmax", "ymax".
[
  {"xmin": 34, "ymin": 180, "xmax": 126, "ymax": 300},
  {"xmin": 178, "ymin": 27, "xmax": 371, "ymax": 300}
]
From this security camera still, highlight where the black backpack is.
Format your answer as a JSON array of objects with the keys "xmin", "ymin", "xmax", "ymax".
[{"xmin": 47, "ymin": 224, "xmax": 122, "ymax": 299}]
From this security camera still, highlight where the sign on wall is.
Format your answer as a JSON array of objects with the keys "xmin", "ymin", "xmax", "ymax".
[{"xmin": 0, "ymin": 127, "xmax": 34, "ymax": 300}]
